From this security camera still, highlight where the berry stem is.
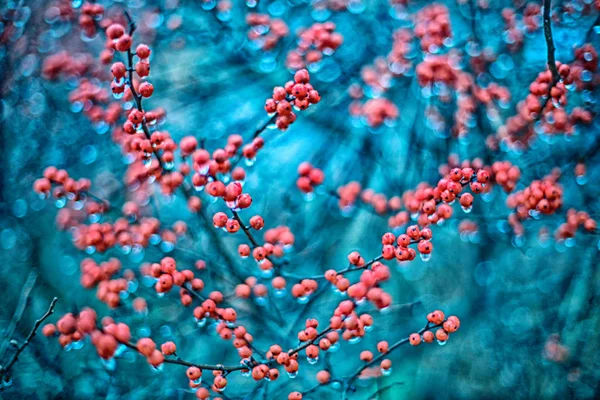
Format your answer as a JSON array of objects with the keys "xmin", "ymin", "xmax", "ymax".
[
  {"xmin": 343, "ymin": 321, "xmax": 443, "ymax": 385},
  {"xmin": 123, "ymin": 11, "xmax": 165, "ymax": 170}
]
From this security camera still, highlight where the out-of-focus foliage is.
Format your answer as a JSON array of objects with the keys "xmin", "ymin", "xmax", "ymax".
[{"xmin": 1, "ymin": 0, "xmax": 600, "ymax": 399}]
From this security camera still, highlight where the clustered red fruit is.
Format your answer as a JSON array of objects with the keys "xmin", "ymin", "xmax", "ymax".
[
  {"xmin": 246, "ymin": 13, "xmax": 289, "ymax": 51},
  {"xmin": 182, "ymin": 133, "xmax": 260, "ymax": 192},
  {"xmin": 388, "ymin": 160, "xmax": 495, "ymax": 229},
  {"xmin": 381, "ymin": 227, "xmax": 434, "ymax": 262},
  {"xmin": 34, "ymin": 166, "xmax": 92, "ymax": 201},
  {"xmin": 296, "ymin": 162, "xmax": 324, "ymax": 193},
  {"xmin": 413, "ymin": 4, "xmax": 452, "ymax": 52},
  {"xmin": 356, "ymin": 29, "xmax": 414, "ymax": 96},
  {"xmin": 265, "ymin": 69, "xmax": 321, "ymax": 131},
  {"xmin": 571, "ymin": 44, "xmax": 598, "ymax": 91},
  {"xmin": 501, "ymin": 8, "xmax": 525, "ymax": 52},
  {"xmin": 44, "ymin": 310, "xmax": 132, "ymax": 360},
  {"xmin": 408, "ymin": 310, "xmax": 461, "ymax": 346},
  {"xmin": 80, "ymin": 258, "xmax": 133, "ymax": 308},
  {"xmin": 499, "ymin": 52, "xmax": 596, "ymax": 146},
  {"xmin": 507, "ymin": 171, "xmax": 563, "ymax": 235},
  {"xmin": 232, "ymin": 225, "xmax": 295, "ymax": 272},
  {"xmin": 77, "ymin": 2, "xmax": 105, "ymax": 38},
  {"xmin": 555, "ymin": 209, "xmax": 597, "ymax": 240},
  {"xmin": 336, "ymin": 181, "xmax": 402, "ymax": 215},
  {"xmin": 416, "ymin": 55, "xmax": 461, "ymax": 88},
  {"xmin": 347, "ymin": 29, "xmax": 413, "ymax": 127},
  {"xmin": 453, "ymin": 83, "xmax": 511, "ymax": 138},
  {"xmin": 37, "ymin": 172, "xmax": 178, "ymax": 254},
  {"xmin": 42, "ymin": 51, "xmax": 95, "ymax": 80},
  {"xmin": 360, "ymin": 98, "xmax": 400, "ymax": 128},
  {"xmin": 143, "ymin": 257, "xmax": 205, "ymax": 307},
  {"xmin": 286, "ymin": 22, "xmax": 343, "ymax": 71},
  {"xmin": 490, "ymin": 161, "xmax": 521, "ymax": 193},
  {"xmin": 107, "ymin": 22, "xmax": 164, "ymax": 165}
]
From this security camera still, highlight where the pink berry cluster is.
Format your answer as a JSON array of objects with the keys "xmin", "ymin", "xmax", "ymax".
[
  {"xmin": 34, "ymin": 167, "xmax": 92, "ymax": 200},
  {"xmin": 286, "ymin": 22, "xmax": 343, "ymax": 70},
  {"xmin": 77, "ymin": 2, "xmax": 105, "ymax": 37},
  {"xmin": 296, "ymin": 162, "xmax": 325, "ymax": 193},
  {"xmin": 144, "ymin": 257, "xmax": 205, "ymax": 306},
  {"xmin": 507, "ymin": 172, "xmax": 563, "ymax": 235},
  {"xmin": 265, "ymin": 69, "xmax": 321, "ymax": 131},
  {"xmin": 413, "ymin": 4, "xmax": 452, "ymax": 52},
  {"xmin": 336, "ymin": 181, "xmax": 402, "ymax": 215},
  {"xmin": 388, "ymin": 163, "xmax": 492, "ymax": 229},
  {"xmin": 555, "ymin": 209, "xmax": 597, "ymax": 240},
  {"xmin": 246, "ymin": 13, "xmax": 289, "ymax": 51}
]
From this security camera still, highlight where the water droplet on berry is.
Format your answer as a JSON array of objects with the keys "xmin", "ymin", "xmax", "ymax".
[
  {"xmin": 348, "ymin": 336, "xmax": 361, "ymax": 344},
  {"xmin": 287, "ymin": 371, "xmax": 298, "ymax": 378},
  {"xmin": 101, "ymin": 357, "xmax": 116, "ymax": 371},
  {"xmin": 307, "ymin": 356, "xmax": 318, "ymax": 364}
]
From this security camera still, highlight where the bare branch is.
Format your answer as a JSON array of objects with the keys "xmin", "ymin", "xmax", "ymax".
[{"xmin": 0, "ymin": 297, "xmax": 58, "ymax": 380}]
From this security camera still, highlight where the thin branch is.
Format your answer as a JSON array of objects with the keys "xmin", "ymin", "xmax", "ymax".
[
  {"xmin": 543, "ymin": 0, "xmax": 559, "ymax": 84},
  {"xmin": 0, "ymin": 271, "xmax": 37, "ymax": 361},
  {"xmin": 0, "ymin": 297, "xmax": 58, "ymax": 379},
  {"xmin": 120, "ymin": 340, "xmax": 251, "ymax": 372},
  {"xmin": 123, "ymin": 11, "xmax": 165, "ymax": 170},
  {"xmin": 343, "ymin": 321, "xmax": 443, "ymax": 385}
]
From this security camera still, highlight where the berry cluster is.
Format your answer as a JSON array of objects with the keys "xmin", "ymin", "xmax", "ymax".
[
  {"xmin": 490, "ymin": 161, "xmax": 521, "ymax": 193},
  {"xmin": 416, "ymin": 55, "xmax": 460, "ymax": 88},
  {"xmin": 145, "ymin": 258, "xmax": 205, "ymax": 305},
  {"xmin": 361, "ymin": 98, "xmax": 400, "ymax": 128},
  {"xmin": 381, "ymin": 227, "xmax": 434, "ymax": 262},
  {"xmin": 265, "ymin": 69, "xmax": 321, "ymax": 131},
  {"xmin": 388, "ymin": 163, "xmax": 492, "ymax": 228},
  {"xmin": 296, "ymin": 162, "xmax": 325, "ymax": 193},
  {"xmin": 336, "ymin": 181, "xmax": 402, "ymax": 215},
  {"xmin": 246, "ymin": 13, "xmax": 289, "ymax": 51},
  {"xmin": 42, "ymin": 51, "xmax": 96, "ymax": 80},
  {"xmin": 77, "ymin": 2, "xmax": 105, "ymax": 38},
  {"xmin": 413, "ymin": 4, "xmax": 452, "ymax": 52},
  {"xmin": 43, "ymin": 309, "xmax": 132, "ymax": 360},
  {"xmin": 555, "ymin": 209, "xmax": 597, "ymax": 240},
  {"xmin": 285, "ymin": 22, "xmax": 343, "ymax": 71},
  {"xmin": 501, "ymin": 8, "xmax": 525, "ymax": 52},
  {"xmin": 507, "ymin": 173, "xmax": 563, "ymax": 235},
  {"xmin": 409, "ymin": 310, "xmax": 460, "ymax": 345},
  {"xmin": 34, "ymin": 167, "xmax": 92, "ymax": 201}
]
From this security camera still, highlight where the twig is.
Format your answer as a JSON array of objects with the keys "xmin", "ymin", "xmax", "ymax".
[
  {"xmin": 543, "ymin": 0, "xmax": 559, "ymax": 83},
  {"xmin": 0, "ymin": 271, "xmax": 37, "ymax": 362},
  {"xmin": 0, "ymin": 297, "xmax": 58, "ymax": 380},
  {"xmin": 123, "ymin": 11, "xmax": 165, "ymax": 170},
  {"xmin": 343, "ymin": 322, "xmax": 443, "ymax": 385},
  {"xmin": 120, "ymin": 340, "xmax": 251, "ymax": 372}
]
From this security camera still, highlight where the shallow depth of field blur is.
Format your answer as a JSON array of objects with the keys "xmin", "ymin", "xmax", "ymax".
[{"xmin": 1, "ymin": 0, "xmax": 600, "ymax": 399}]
